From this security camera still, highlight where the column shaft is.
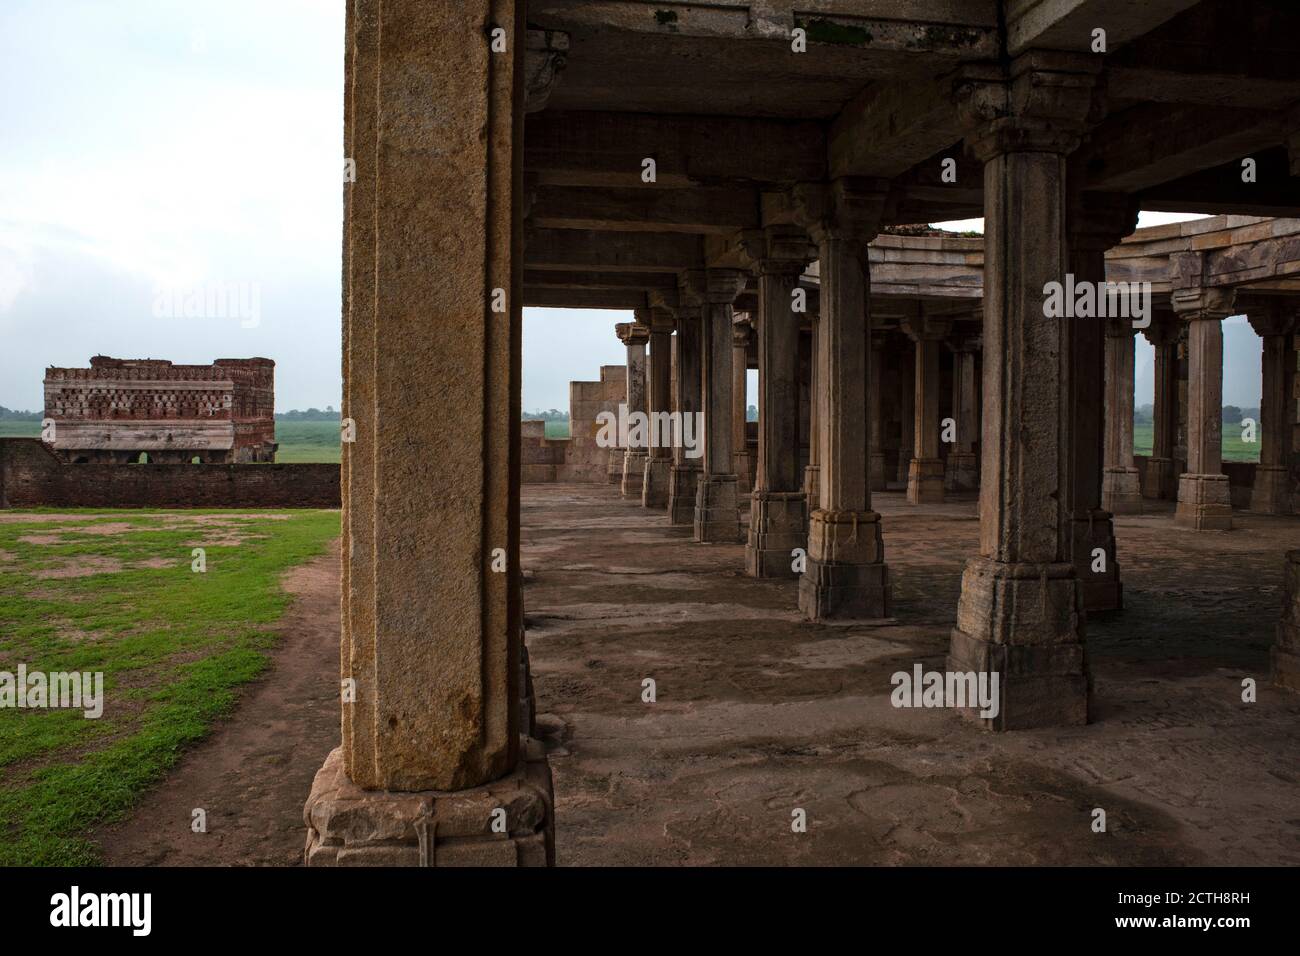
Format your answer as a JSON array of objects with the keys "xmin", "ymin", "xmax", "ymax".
[
  {"xmin": 618, "ymin": 320, "xmax": 650, "ymax": 497},
  {"xmin": 693, "ymin": 271, "xmax": 746, "ymax": 542},
  {"xmin": 733, "ymin": 325, "xmax": 753, "ymax": 493},
  {"xmin": 1249, "ymin": 307, "xmax": 1296, "ymax": 514},
  {"xmin": 667, "ymin": 305, "xmax": 703, "ymax": 524},
  {"xmin": 1101, "ymin": 323, "xmax": 1143, "ymax": 514},
  {"xmin": 1173, "ymin": 285, "xmax": 1235, "ymax": 529},
  {"xmin": 642, "ymin": 320, "xmax": 674, "ymax": 508}
]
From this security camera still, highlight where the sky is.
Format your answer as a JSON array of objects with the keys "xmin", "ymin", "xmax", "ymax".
[{"xmin": 0, "ymin": 3, "xmax": 1262, "ymax": 414}]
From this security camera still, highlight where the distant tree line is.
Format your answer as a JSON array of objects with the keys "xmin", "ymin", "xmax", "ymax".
[
  {"xmin": 1133, "ymin": 405, "xmax": 1259, "ymax": 424},
  {"xmin": 523, "ymin": 408, "xmax": 567, "ymax": 422},
  {"xmin": 276, "ymin": 407, "xmax": 339, "ymax": 421},
  {"xmin": 0, "ymin": 406, "xmax": 41, "ymax": 421}
]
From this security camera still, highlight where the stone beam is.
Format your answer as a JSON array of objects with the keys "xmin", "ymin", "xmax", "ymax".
[
  {"xmin": 523, "ymin": 269, "xmax": 678, "ymax": 293},
  {"xmin": 1005, "ymin": 0, "xmax": 1199, "ymax": 54},
  {"xmin": 1106, "ymin": 67, "xmax": 1300, "ymax": 111},
  {"xmin": 525, "ymin": 228, "xmax": 703, "ymax": 272},
  {"xmin": 1078, "ymin": 103, "xmax": 1288, "ymax": 193},
  {"xmin": 523, "ymin": 287, "xmax": 650, "ymax": 310},
  {"xmin": 1139, "ymin": 150, "xmax": 1300, "ymax": 218},
  {"xmin": 831, "ymin": 77, "xmax": 964, "ymax": 179},
  {"xmin": 524, "ymin": 111, "xmax": 825, "ymax": 187},
  {"xmin": 528, "ymin": 185, "xmax": 760, "ymax": 234}
]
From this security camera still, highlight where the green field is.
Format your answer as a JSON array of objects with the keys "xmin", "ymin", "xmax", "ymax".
[
  {"xmin": 1132, "ymin": 422, "xmax": 1259, "ymax": 462},
  {"xmin": 0, "ymin": 508, "xmax": 338, "ymax": 865},
  {"xmin": 0, "ymin": 422, "xmax": 41, "ymax": 439},
  {"xmin": 273, "ymin": 420, "xmax": 342, "ymax": 463}
]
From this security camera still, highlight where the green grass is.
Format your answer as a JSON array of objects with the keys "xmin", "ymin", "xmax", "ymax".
[
  {"xmin": 0, "ymin": 508, "xmax": 338, "ymax": 865},
  {"xmin": 1132, "ymin": 422, "xmax": 1259, "ymax": 462},
  {"xmin": 0, "ymin": 422, "xmax": 41, "ymax": 439},
  {"xmin": 273, "ymin": 420, "xmax": 341, "ymax": 463},
  {"xmin": 544, "ymin": 421, "xmax": 569, "ymax": 439}
]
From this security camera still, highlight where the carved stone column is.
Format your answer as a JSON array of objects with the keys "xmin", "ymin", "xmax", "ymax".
[
  {"xmin": 803, "ymin": 314, "xmax": 821, "ymax": 512},
  {"xmin": 1141, "ymin": 312, "xmax": 1180, "ymax": 500},
  {"xmin": 743, "ymin": 227, "xmax": 815, "ymax": 578},
  {"xmin": 1102, "ymin": 319, "xmax": 1143, "ymax": 514},
  {"xmin": 667, "ymin": 299, "xmax": 703, "ymax": 525},
  {"xmin": 792, "ymin": 177, "xmax": 892, "ymax": 619},
  {"xmin": 642, "ymin": 309, "xmax": 675, "ymax": 509},
  {"xmin": 946, "ymin": 52, "xmax": 1102, "ymax": 729},
  {"xmin": 1248, "ymin": 303, "xmax": 1296, "ymax": 514},
  {"xmin": 691, "ymin": 269, "xmax": 748, "ymax": 542},
  {"xmin": 945, "ymin": 331, "xmax": 980, "ymax": 492},
  {"xmin": 903, "ymin": 311, "xmax": 952, "ymax": 504},
  {"xmin": 895, "ymin": 336, "xmax": 915, "ymax": 485},
  {"xmin": 1172, "ymin": 279, "xmax": 1235, "ymax": 530},
  {"xmin": 733, "ymin": 320, "xmax": 754, "ymax": 493},
  {"xmin": 617, "ymin": 318, "xmax": 651, "ymax": 498},
  {"xmin": 869, "ymin": 331, "xmax": 889, "ymax": 491},
  {"xmin": 306, "ymin": 0, "xmax": 553, "ymax": 868},
  {"xmin": 1275, "ymin": 549, "xmax": 1300, "ymax": 691}
]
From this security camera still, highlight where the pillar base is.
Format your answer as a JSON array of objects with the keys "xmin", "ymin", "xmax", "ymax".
[
  {"xmin": 944, "ymin": 452, "xmax": 978, "ymax": 492},
  {"xmin": 1101, "ymin": 467, "xmax": 1143, "ymax": 514},
  {"xmin": 797, "ymin": 509, "xmax": 891, "ymax": 620},
  {"xmin": 947, "ymin": 556, "xmax": 1088, "ymax": 730},
  {"xmin": 1066, "ymin": 512, "xmax": 1122, "ymax": 613},
  {"xmin": 1175, "ymin": 473, "xmax": 1233, "ymax": 530},
  {"xmin": 733, "ymin": 453, "xmax": 752, "ymax": 494},
  {"xmin": 745, "ymin": 491, "xmax": 808, "ymax": 578},
  {"xmin": 906, "ymin": 458, "xmax": 945, "ymax": 504},
  {"xmin": 693, "ymin": 474, "xmax": 742, "ymax": 543},
  {"xmin": 1141, "ymin": 456, "xmax": 1176, "ymax": 500},
  {"xmin": 803, "ymin": 464, "xmax": 820, "ymax": 513},
  {"xmin": 1250, "ymin": 465, "xmax": 1293, "ymax": 515},
  {"xmin": 1274, "ymin": 550, "xmax": 1300, "ymax": 692},
  {"xmin": 667, "ymin": 464, "xmax": 700, "ymax": 525},
  {"xmin": 642, "ymin": 456, "xmax": 672, "ymax": 509},
  {"xmin": 606, "ymin": 449, "xmax": 624, "ymax": 484},
  {"xmin": 621, "ymin": 451, "xmax": 648, "ymax": 498},
  {"xmin": 869, "ymin": 452, "xmax": 888, "ymax": 492},
  {"xmin": 303, "ymin": 740, "xmax": 554, "ymax": 867}
]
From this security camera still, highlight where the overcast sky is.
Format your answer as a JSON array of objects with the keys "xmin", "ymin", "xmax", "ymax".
[{"xmin": 0, "ymin": 2, "xmax": 1260, "ymax": 414}]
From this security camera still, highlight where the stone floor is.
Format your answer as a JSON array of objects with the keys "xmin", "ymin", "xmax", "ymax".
[{"xmin": 523, "ymin": 482, "xmax": 1300, "ymax": 866}]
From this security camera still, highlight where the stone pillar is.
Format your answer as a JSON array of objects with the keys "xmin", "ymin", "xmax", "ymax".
[
  {"xmin": 895, "ymin": 337, "xmax": 915, "ymax": 485},
  {"xmin": 743, "ymin": 227, "xmax": 815, "ymax": 578},
  {"xmin": 869, "ymin": 332, "xmax": 889, "ymax": 491},
  {"xmin": 946, "ymin": 52, "xmax": 1101, "ymax": 730},
  {"xmin": 903, "ymin": 312, "xmax": 951, "ymax": 504},
  {"xmin": 733, "ymin": 320, "xmax": 753, "ymax": 494},
  {"xmin": 803, "ymin": 314, "xmax": 821, "ymax": 511},
  {"xmin": 1249, "ymin": 304, "xmax": 1296, "ymax": 514},
  {"xmin": 306, "ymin": 0, "xmax": 553, "ymax": 868},
  {"xmin": 667, "ymin": 301, "xmax": 703, "ymax": 525},
  {"xmin": 945, "ymin": 332, "xmax": 980, "ymax": 491},
  {"xmin": 1275, "ymin": 550, "xmax": 1300, "ymax": 691},
  {"xmin": 690, "ymin": 269, "xmax": 748, "ymax": 542},
  {"xmin": 1102, "ymin": 320, "xmax": 1143, "ymax": 514},
  {"xmin": 1141, "ymin": 312, "xmax": 1180, "ymax": 499},
  {"xmin": 641, "ymin": 310, "xmax": 675, "ymax": 509},
  {"xmin": 792, "ymin": 177, "xmax": 892, "ymax": 620},
  {"xmin": 617, "ymin": 318, "xmax": 650, "ymax": 498},
  {"xmin": 1172, "ymin": 284, "xmax": 1236, "ymax": 530}
]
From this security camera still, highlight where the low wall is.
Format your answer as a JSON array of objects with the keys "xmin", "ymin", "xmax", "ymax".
[{"xmin": 0, "ymin": 438, "xmax": 339, "ymax": 509}]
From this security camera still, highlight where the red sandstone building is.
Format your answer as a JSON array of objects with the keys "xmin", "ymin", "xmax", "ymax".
[{"xmin": 42, "ymin": 356, "xmax": 277, "ymax": 464}]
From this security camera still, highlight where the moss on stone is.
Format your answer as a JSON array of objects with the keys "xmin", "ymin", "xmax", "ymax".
[
  {"xmin": 654, "ymin": 9, "xmax": 678, "ymax": 26},
  {"xmin": 795, "ymin": 16, "xmax": 873, "ymax": 45}
]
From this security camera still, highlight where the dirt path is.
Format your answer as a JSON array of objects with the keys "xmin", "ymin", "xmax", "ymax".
[{"xmin": 95, "ymin": 540, "xmax": 341, "ymax": 866}]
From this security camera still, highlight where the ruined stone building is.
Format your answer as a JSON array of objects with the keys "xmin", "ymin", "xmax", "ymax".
[
  {"xmin": 43, "ymin": 356, "xmax": 277, "ymax": 464},
  {"xmin": 308, "ymin": 0, "xmax": 1300, "ymax": 867}
]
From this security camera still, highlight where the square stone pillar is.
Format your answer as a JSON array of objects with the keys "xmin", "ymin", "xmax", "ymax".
[
  {"xmin": 803, "ymin": 315, "xmax": 821, "ymax": 511},
  {"xmin": 1172, "ymin": 281, "xmax": 1236, "ymax": 530},
  {"xmin": 668, "ymin": 301, "xmax": 703, "ymax": 525},
  {"xmin": 1102, "ymin": 320, "xmax": 1144, "ymax": 514},
  {"xmin": 642, "ymin": 310, "xmax": 675, "ymax": 509},
  {"xmin": 743, "ymin": 227, "xmax": 815, "ymax": 578},
  {"xmin": 895, "ymin": 336, "xmax": 915, "ymax": 485},
  {"xmin": 946, "ymin": 52, "xmax": 1101, "ymax": 730},
  {"xmin": 1141, "ymin": 313, "xmax": 1181, "ymax": 500},
  {"xmin": 1248, "ymin": 303, "xmax": 1296, "ymax": 514},
  {"xmin": 944, "ymin": 332, "xmax": 980, "ymax": 491},
  {"xmin": 733, "ymin": 321, "xmax": 754, "ymax": 494},
  {"xmin": 902, "ymin": 311, "xmax": 952, "ymax": 504},
  {"xmin": 307, "ymin": 0, "xmax": 553, "ymax": 867},
  {"xmin": 1275, "ymin": 549, "xmax": 1300, "ymax": 691},
  {"xmin": 869, "ymin": 332, "xmax": 889, "ymax": 491},
  {"xmin": 618, "ymin": 318, "xmax": 651, "ymax": 498},
  {"xmin": 690, "ymin": 269, "xmax": 748, "ymax": 542},
  {"xmin": 792, "ymin": 178, "xmax": 892, "ymax": 620}
]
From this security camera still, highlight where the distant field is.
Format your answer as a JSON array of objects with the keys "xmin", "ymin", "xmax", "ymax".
[
  {"xmin": 544, "ymin": 421, "xmax": 569, "ymax": 439},
  {"xmin": 1133, "ymin": 422, "xmax": 1259, "ymax": 463},
  {"xmin": 0, "ymin": 422, "xmax": 41, "ymax": 439},
  {"xmin": 273, "ymin": 420, "xmax": 341, "ymax": 463}
]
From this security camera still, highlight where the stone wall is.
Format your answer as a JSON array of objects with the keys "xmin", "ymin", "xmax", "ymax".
[
  {"xmin": 0, "ymin": 438, "xmax": 338, "ymax": 509},
  {"xmin": 523, "ymin": 365, "xmax": 626, "ymax": 483}
]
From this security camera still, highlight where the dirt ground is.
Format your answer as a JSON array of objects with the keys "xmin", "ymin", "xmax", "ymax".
[
  {"xmin": 94, "ymin": 484, "xmax": 1299, "ymax": 866},
  {"xmin": 94, "ymin": 540, "xmax": 340, "ymax": 866}
]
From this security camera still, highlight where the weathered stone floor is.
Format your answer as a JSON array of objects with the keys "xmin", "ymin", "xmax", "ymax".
[{"xmin": 523, "ymin": 482, "xmax": 1300, "ymax": 866}]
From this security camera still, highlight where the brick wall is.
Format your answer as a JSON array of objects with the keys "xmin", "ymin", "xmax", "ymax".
[
  {"xmin": 522, "ymin": 365, "xmax": 627, "ymax": 484},
  {"xmin": 0, "ymin": 438, "xmax": 339, "ymax": 509}
]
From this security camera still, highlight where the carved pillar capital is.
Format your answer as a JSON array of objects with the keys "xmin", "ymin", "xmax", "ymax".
[
  {"xmin": 523, "ymin": 30, "xmax": 569, "ymax": 114},
  {"xmin": 791, "ymin": 177, "xmax": 890, "ymax": 250},
  {"xmin": 1171, "ymin": 286, "xmax": 1236, "ymax": 323},
  {"xmin": 1067, "ymin": 190, "xmax": 1139, "ymax": 251},
  {"xmin": 1245, "ymin": 298, "xmax": 1297, "ymax": 339},
  {"xmin": 615, "ymin": 320, "xmax": 650, "ymax": 346},
  {"xmin": 737, "ymin": 226, "xmax": 816, "ymax": 278}
]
